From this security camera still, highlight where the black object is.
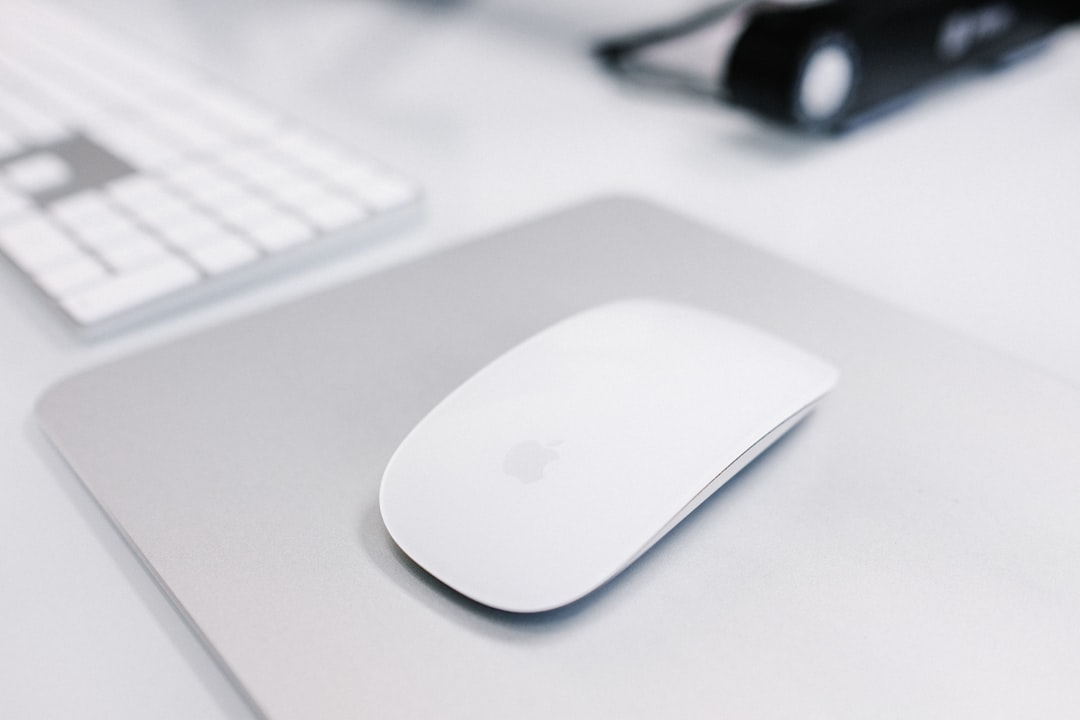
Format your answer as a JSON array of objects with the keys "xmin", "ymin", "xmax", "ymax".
[{"xmin": 597, "ymin": 1, "xmax": 1079, "ymax": 132}]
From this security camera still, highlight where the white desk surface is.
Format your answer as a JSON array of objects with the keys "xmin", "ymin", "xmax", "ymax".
[{"xmin": 3, "ymin": 1, "xmax": 1078, "ymax": 717}]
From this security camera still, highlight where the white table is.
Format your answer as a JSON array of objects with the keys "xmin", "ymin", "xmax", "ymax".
[{"xmin": 3, "ymin": 1, "xmax": 1078, "ymax": 717}]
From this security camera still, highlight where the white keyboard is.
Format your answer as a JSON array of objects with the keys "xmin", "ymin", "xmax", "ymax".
[{"xmin": 0, "ymin": 2, "xmax": 421, "ymax": 334}]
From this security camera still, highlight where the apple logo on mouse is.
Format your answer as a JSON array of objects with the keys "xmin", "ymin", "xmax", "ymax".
[{"xmin": 503, "ymin": 440, "xmax": 561, "ymax": 484}]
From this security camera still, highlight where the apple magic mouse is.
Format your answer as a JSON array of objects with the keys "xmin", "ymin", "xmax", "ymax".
[{"xmin": 379, "ymin": 299, "xmax": 838, "ymax": 613}]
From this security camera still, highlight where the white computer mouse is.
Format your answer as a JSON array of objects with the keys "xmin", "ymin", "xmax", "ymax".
[{"xmin": 379, "ymin": 298, "xmax": 838, "ymax": 613}]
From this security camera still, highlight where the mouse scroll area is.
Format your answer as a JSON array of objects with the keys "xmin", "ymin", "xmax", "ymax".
[{"xmin": 379, "ymin": 299, "xmax": 838, "ymax": 613}]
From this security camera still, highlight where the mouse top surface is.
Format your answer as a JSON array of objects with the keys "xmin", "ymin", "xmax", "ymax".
[{"xmin": 379, "ymin": 298, "xmax": 838, "ymax": 613}]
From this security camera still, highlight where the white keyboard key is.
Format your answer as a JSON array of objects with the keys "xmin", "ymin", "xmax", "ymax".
[
  {"xmin": 0, "ymin": 185, "xmax": 30, "ymax": 218},
  {"xmin": 0, "ymin": 57, "xmax": 95, "ymax": 123},
  {"xmin": 247, "ymin": 215, "xmax": 315, "ymax": 252},
  {"xmin": 54, "ymin": 57, "xmax": 146, "ymax": 114},
  {"xmin": 297, "ymin": 193, "xmax": 366, "ymax": 232},
  {"xmin": 218, "ymin": 148, "xmax": 289, "ymax": 182},
  {"xmin": 49, "ymin": 191, "xmax": 122, "ymax": 229},
  {"xmin": 187, "ymin": 236, "xmax": 258, "ymax": 274},
  {"xmin": 137, "ymin": 206, "xmax": 210, "ymax": 234},
  {"xmin": 264, "ymin": 176, "xmax": 332, "ymax": 207},
  {"xmin": 0, "ymin": 213, "xmax": 80, "ymax": 271},
  {"xmin": 76, "ymin": 221, "xmax": 149, "ymax": 252},
  {"xmin": 0, "ymin": 88, "xmax": 67, "ymax": 144},
  {"xmin": 250, "ymin": 169, "xmax": 316, "ymax": 199},
  {"xmin": 342, "ymin": 173, "xmax": 418, "ymax": 212},
  {"xmin": 299, "ymin": 148, "xmax": 371, "ymax": 179},
  {"xmin": 28, "ymin": 120, "xmax": 68, "ymax": 145},
  {"xmin": 98, "ymin": 126, "xmax": 180, "ymax": 168},
  {"xmin": 110, "ymin": 180, "xmax": 191, "ymax": 224},
  {"xmin": 271, "ymin": 130, "xmax": 344, "ymax": 171},
  {"xmin": 214, "ymin": 197, "xmax": 280, "ymax": 229},
  {"xmin": 324, "ymin": 162, "xmax": 384, "ymax": 188},
  {"xmin": 183, "ymin": 181, "xmax": 250, "ymax": 210},
  {"xmin": 60, "ymin": 257, "xmax": 199, "ymax": 325},
  {"xmin": 242, "ymin": 161, "xmax": 297, "ymax": 190},
  {"xmin": 199, "ymin": 92, "xmax": 279, "ymax": 135},
  {"xmin": 96, "ymin": 234, "xmax": 169, "ymax": 271},
  {"xmin": 33, "ymin": 253, "xmax": 107, "ymax": 297},
  {"xmin": 195, "ymin": 185, "xmax": 261, "ymax": 215},
  {"xmin": 163, "ymin": 163, "xmax": 239, "ymax": 198},
  {"xmin": 0, "ymin": 128, "xmax": 21, "ymax": 157},
  {"xmin": 126, "ymin": 198, "xmax": 193, "ymax": 226},
  {"xmin": 154, "ymin": 113, "xmax": 225, "ymax": 152},
  {"xmin": 108, "ymin": 176, "xmax": 179, "ymax": 205},
  {"xmin": 328, "ymin": 165, "xmax": 383, "ymax": 188},
  {"xmin": 4, "ymin": 152, "xmax": 72, "ymax": 194},
  {"xmin": 158, "ymin": 216, "xmax": 230, "ymax": 250}
]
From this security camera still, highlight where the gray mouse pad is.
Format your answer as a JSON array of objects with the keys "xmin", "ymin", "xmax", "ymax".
[{"xmin": 38, "ymin": 197, "xmax": 1080, "ymax": 718}]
